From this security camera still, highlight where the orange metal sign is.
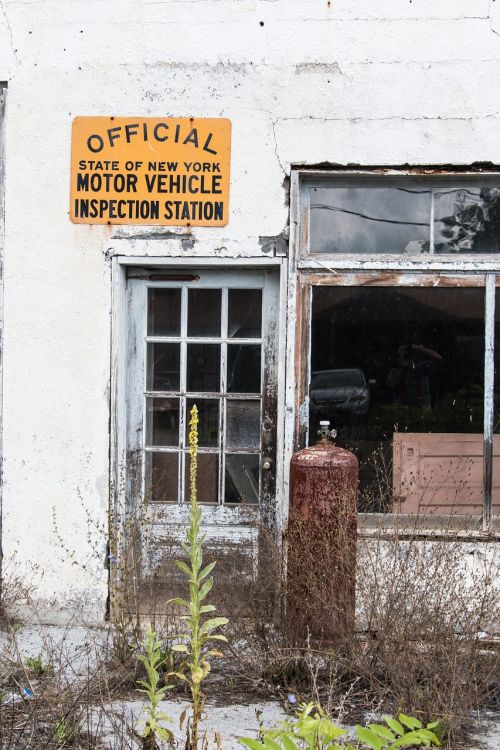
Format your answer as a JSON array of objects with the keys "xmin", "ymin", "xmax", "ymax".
[{"xmin": 70, "ymin": 117, "xmax": 231, "ymax": 226}]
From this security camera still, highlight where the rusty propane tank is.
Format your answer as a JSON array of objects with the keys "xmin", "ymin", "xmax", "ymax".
[{"xmin": 286, "ymin": 421, "xmax": 358, "ymax": 644}]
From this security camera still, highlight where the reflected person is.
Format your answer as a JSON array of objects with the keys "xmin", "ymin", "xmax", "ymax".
[{"xmin": 386, "ymin": 343, "xmax": 442, "ymax": 410}]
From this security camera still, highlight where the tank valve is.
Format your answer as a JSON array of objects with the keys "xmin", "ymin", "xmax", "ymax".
[{"xmin": 317, "ymin": 420, "xmax": 337, "ymax": 443}]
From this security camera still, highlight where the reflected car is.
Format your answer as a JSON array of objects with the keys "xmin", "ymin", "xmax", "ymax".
[{"xmin": 310, "ymin": 368, "xmax": 371, "ymax": 419}]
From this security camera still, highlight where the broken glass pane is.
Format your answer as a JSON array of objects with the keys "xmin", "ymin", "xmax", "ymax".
[
  {"xmin": 228, "ymin": 289, "xmax": 262, "ymax": 338},
  {"xmin": 224, "ymin": 454, "xmax": 259, "ymax": 504}
]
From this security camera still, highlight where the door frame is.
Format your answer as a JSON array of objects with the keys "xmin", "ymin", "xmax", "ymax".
[
  {"xmin": 109, "ymin": 253, "xmax": 288, "ymax": 618},
  {"xmin": 0, "ymin": 84, "xmax": 5, "ymax": 588}
]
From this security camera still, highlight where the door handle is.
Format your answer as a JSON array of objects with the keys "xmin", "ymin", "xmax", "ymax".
[{"xmin": 262, "ymin": 459, "xmax": 272, "ymax": 471}]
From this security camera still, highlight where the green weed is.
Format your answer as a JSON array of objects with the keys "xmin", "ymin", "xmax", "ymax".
[
  {"xmin": 169, "ymin": 404, "xmax": 229, "ymax": 750},
  {"xmin": 240, "ymin": 702, "xmax": 444, "ymax": 750}
]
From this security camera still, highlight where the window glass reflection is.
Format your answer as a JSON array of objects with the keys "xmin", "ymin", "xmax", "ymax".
[
  {"xmin": 434, "ymin": 188, "xmax": 500, "ymax": 254},
  {"xmin": 310, "ymin": 186, "xmax": 430, "ymax": 254},
  {"xmin": 310, "ymin": 286, "xmax": 485, "ymax": 514}
]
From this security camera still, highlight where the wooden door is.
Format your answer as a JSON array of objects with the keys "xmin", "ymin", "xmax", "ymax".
[{"xmin": 124, "ymin": 268, "xmax": 280, "ymax": 615}]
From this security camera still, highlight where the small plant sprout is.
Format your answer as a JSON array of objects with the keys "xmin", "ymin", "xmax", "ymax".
[
  {"xmin": 169, "ymin": 404, "xmax": 229, "ymax": 750},
  {"xmin": 24, "ymin": 654, "xmax": 46, "ymax": 676},
  {"xmin": 137, "ymin": 627, "xmax": 174, "ymax": 749},
  {"xmin": 53, "ymin": 717, "xmax": 79, "ymax": 745}
]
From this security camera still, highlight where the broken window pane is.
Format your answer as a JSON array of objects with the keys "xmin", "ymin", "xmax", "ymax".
[
  {"xmin": 310, "ymin": 186, "xmax": 431, "ymax": 254},
  {"xmin": 228, "ymin": 289, "xmax": 262, "ymax": 338},
  {"xmin": 224, "ymin": 454, "xmax": 259, "ymax": 504},
  {"xmin": 226, "ymin": 400, "xmax": 261, "ymax": 449},
  {"xmin": 188, "ymin": 289, "xmax": 221, "ymax": 337},
  {"xmin": 148, "ymin": 288, "xmax": 182, "ymax": 336},
  {"xmin": 146, "ymin": 397, "xmax": 179, "ymax": 446},
  {"xmin": 147, "ymin": 343, "xmax": 180, "ymax": 391}
]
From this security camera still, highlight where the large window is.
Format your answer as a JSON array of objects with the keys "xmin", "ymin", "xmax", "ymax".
[
  {"xmin": 295, "ymin": 172, "xmax": 500, "ymax": 527},
  {"xmin": 307, "ymin": 176, "xmax": 500, "ymax": 256}
]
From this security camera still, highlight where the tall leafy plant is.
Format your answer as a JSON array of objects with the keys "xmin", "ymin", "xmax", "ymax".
[{"xmin": 169, "ymin": 404, "xmax": 229, "ymax": 750}]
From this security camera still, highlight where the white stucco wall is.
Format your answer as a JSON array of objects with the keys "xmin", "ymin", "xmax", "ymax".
[{"xmin": 1, "ymin": 0, "xmax": 500, "ymax": 622}]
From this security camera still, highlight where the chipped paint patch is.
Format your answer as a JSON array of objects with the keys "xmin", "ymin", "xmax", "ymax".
[{"xmin": 295, "ymin": 62, "xmax": 341, "ymax": 76}]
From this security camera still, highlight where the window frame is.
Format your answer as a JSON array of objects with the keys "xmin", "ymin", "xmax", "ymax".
[
  {"xmin": 290, "ymin": 169, "xmax": 500, "ymax": 535},
  {"xmin": 298, "ymin": 169, "xmax": 500, "ymax": 271}
]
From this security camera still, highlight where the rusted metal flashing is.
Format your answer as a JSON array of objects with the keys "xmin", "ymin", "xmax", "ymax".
[{"xmin": 291, "ymin": 163, "xmax": 500, "ymax": 175}]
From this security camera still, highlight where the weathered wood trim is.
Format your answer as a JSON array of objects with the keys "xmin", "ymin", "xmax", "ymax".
[
  {"xmin": 299, "ymin": 272, "xmax": 488, "ymax": 288},
  {"xmin": 110, "ymin": 249, "xmax": 284, "ymax": 266},
  {"xmin": 483, "ymin": 274, "xmax": 496, "ymax": 529},
  {"xmin": 299, "ymin": 257, "xmax": 500, "ymax": 273},
  {"xmin": 294, "ymin": 278, "xmax": 311, "ymax": 451},
  {"xmin": 358, "ymin": 513, "xmax": 500, "ymax": 540},
  {"xmin": 294, "ymin": 168, "xmax": 500, "ymax": 180},
  {"xmin": 0, "ymin": 85, "xmax": 5, "ymax": 586},
  {"xmin": 276, "ymin": 257, "xmax": 289, "ymax": 532},
  {"xmin": 109, "ymin": 257, "xmax": 128, "ymax": 620}
]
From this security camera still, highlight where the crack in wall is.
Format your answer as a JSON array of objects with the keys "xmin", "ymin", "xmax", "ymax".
[
  {"xmin": 271, "ymin": 118, "xmax": 286, "ymax": 177},
  {"xmin": 274, "ymin": 113, "xmax": 500, "ymax": 124},
  {"xmin": 0, "ymin": 0, "xmax": 19, "ymax": 67},
  {"xmin": 489, "ymin": 0, "xmax": 500, "ymax": 38}
]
